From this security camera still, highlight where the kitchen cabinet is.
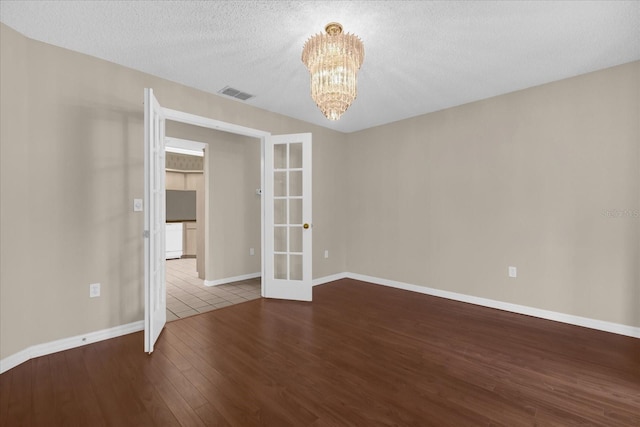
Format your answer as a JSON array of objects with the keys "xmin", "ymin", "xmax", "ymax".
[
  {"xmin": 183, "ymin": 221, "xmax": 197, "ymax": 257},
  {"xmin": 166, "ymin": 171, "xmax": 186, "ymax": 190}
]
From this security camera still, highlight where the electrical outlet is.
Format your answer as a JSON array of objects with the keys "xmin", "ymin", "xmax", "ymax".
[
  {"xmin": 324, "ymin": 250, "xmax": 329, "ymax": 259},
  {"xmin": 250, "ymin": 248, "xmax": 255, "ymax": 256},
  {"xmin": 89, "ymin": 283, "xmax": 101, "ymax": 297},
  {"xmin": 508, "ymin": 266, "xmax": 517, "ymax": 278}
]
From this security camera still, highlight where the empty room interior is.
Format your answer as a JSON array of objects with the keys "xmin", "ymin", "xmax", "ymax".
[{"xmin": 0, "ymin": 1, "xmax": 639, "ymax": 426}]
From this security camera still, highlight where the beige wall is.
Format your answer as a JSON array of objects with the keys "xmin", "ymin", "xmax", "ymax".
[
  {"xmin": 346, "ymin": 61, "xmax": 640, "ymax": 327},
  {"xmin": 0, "ymin": 23, "xmax": 348, "ymax": 360},
  {"xmin": 0, "ymin": 21, "xmax": 32, "ymax": 360}
]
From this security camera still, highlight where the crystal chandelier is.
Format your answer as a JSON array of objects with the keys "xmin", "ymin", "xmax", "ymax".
[{"xmin": 301, "ymin": 22, "xmax": 365, "ymax": 120}]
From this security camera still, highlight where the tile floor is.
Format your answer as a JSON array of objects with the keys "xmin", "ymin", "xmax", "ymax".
[{"xmin": 165, "ymin": 258, "xmax": 261, "ymax": 322}]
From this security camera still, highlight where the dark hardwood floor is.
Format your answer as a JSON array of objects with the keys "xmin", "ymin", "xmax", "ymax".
[{"xmin": 1, "ymin": 278, "xmax": 639, "ymax": 426}]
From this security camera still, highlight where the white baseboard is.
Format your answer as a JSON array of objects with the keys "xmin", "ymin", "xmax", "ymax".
[
  {"xmin": 347, "ymin": 272, "xmax": 640, "ymax": 339},
  {"xmin": 0, "ymin": 320, "xmax": 144, "ymax": 375},
  {"xmin": 313, "ymin": 272, "xmax": 349, "ymax": 286},
  {"xmin": 204, "ymin": 272, "xmax": 261, "ymax": 287}
]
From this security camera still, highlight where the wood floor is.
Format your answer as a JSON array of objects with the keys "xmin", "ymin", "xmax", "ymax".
[{"xmin": 1, "ymin": 279, "xmax": 639, "ymax": 426}]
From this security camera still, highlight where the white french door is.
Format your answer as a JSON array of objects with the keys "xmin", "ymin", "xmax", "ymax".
[
  {"xmin": 143, "ymin": 88, "xmax": 166, "ymax": 353},
  {"xmin": 264, "ymin": 133, "xmax": 313, "ymax": 301}
]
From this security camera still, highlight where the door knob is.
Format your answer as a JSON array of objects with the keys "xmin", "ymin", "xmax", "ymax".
[{"xmin": 303, "ymin": 223, "xmax": 310, "ymax": 229}]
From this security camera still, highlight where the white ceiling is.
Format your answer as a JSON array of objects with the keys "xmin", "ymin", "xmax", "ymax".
[{"xmin": 1, "ymin": 1, "xmax": 638, "ymax": 133}]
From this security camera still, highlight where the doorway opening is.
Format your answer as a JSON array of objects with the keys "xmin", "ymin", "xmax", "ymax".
[
  {"xmin": 144, "ymin": 88, "xmax": 314, "ymax": 353},
  {"xmin": 163, "ymin": 134, "xmax": 261, "ymax": 321}
]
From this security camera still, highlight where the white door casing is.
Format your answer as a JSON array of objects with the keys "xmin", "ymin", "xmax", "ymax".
[
  {"xmin": 144, "ymin": 88, "xmax": 166, "ymax": 353},
  {"xmin": 264, "ymin": 133, "xmax": 313, "ymax": 301}
]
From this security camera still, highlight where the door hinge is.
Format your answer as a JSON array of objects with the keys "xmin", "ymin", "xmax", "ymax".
[{"xmin": 143, "ymin": 230, "xmax": 150, "ymax": 238}]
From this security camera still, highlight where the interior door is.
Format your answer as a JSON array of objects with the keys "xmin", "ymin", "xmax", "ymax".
[
  {"xmin": 264, "ymin": 133, "xmax": 313, "ymax": 301},
  {"xmin": 143, "ymin": 88, "xmax": 166, "ymax": 353}
]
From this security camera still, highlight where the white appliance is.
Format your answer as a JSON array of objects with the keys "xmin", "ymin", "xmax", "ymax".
[{"xmin": 165, "ymin": 223, "xmax": 183, "ymax": 259}]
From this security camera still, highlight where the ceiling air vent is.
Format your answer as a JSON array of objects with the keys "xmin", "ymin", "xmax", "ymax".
[{"xmin": 218, "ymin": 86, "xmax": 255, "ymax": 101}]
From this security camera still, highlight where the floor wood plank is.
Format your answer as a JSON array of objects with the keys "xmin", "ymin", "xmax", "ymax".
[
  {"xmin": 1, "ymin": 279, "xmax": 638, "ymax": 426},
  {"xmin": 62, "ymin": 347, "xmax": 107, "ymax": 427},
  {"xmin": 4, "ymin": 360, "xmax": 33, "ymax": 426},
  {"xmin": 31, "ymin": 356, "xmax": 53, "ymax": 426},
  {"xmin": 0, "ymin": 366, "xmax": 11, "ymax": 426}
]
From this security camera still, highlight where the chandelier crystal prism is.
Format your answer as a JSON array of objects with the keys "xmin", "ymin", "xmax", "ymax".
[{"xmin": 302, "ymin": 22, "xmax": 365, "ymax": 121}]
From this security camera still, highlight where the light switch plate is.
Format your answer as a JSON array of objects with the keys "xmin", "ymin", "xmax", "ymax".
[
  {"xmin": 133, "ymin": 198, "xmax": 143, "ymax": 212},
  {"xmin": 89, "ymin": 283, "xmax": 101, "ymax": 298},
  {"xmin": 508, "ymin": 266, "xmax": 517, "ymax": 278}
]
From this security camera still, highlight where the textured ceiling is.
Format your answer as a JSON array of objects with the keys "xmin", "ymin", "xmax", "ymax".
[{"xmin": 1, "ymin": 1, "xmax": 639, "ymax": 133}]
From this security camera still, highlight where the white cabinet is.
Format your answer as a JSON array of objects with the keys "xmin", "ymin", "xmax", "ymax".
[{"xmin": 165, "ymin": 223, "xmax": 183, "ymax": 259}]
